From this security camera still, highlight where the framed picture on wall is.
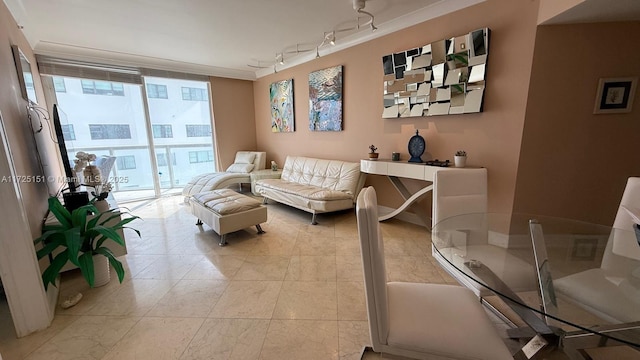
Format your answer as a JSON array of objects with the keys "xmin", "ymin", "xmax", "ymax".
[
  {"xmin": 593, "ymin": 77, "xmax": 637, "ymax": 114},
  {"xmin": 270, "ymin": 79, "xmax": 295, "ymax": 132}
]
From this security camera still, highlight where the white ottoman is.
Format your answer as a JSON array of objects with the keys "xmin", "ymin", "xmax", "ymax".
[{"xmin": 188, "ymin": 189, "xmax": 267, "ymax": 246}]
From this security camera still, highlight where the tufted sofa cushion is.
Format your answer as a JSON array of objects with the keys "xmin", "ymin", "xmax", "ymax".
[
  {"xmin": 255, "ymin": 156, "xmax": 366, "ymax": 221},
  {"xmin": 280, "ymin": 156, "xmax": 362, "ymax": 196},
  {"xmin": 191, "ymin": 189, "xmax": 262, "ymax": 215}
]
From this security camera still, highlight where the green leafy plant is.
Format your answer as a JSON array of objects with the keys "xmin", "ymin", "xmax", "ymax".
[
  {"xmin": 455, "ymin": 150, "xmax": 467, "ymax": 156},
  {"xmin": 369, "ymin": 145, "xmax": 378, "ymax": 153},
  {"xmin": 34, "ymin": 197, "xmax": 140, "ymax": 289}
]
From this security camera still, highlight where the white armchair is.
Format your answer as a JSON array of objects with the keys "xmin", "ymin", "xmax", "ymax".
[{"xmin": 357, "ymin": 187, "xmax": 512, "ymax": 359}]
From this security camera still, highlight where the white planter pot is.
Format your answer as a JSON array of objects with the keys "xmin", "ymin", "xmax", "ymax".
[
  {"xmin": 92, "ymin": 255, "xmax": 110, "ymax": 287},
  {"xmin": 454, "ymin": 156, "xmax": 467, "ymax": 168}
]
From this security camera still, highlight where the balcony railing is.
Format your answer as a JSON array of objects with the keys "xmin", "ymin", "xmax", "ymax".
[{"xmin": 67, "ymin": 143, "xmax": 215, "ymax": 194}]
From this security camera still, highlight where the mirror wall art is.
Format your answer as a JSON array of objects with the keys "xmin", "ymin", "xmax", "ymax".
[{"xmin": 381, "ymin": 28, "xmax": 489, "ymax": 118}]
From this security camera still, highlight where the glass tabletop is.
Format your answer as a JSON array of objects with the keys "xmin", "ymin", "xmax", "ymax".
[{"xmin": 431, "ymin": 213, "xmax": 640, "ymax": 347}]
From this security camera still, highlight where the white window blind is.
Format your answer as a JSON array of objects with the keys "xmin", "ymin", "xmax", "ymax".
[
  {"xmin": 36, "ymin": 56, "xmax": 210, "ymax": 84},
  {"xmin": 36, "ymin": 55, "xmax": 143, "ymax": 84}
]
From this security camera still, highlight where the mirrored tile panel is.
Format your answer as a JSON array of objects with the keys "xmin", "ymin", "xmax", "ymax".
[{"xmin": 381, "ymin": 28, "xmax": 490, "ymax": 117}]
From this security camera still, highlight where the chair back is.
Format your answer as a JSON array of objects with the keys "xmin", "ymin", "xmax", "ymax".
[
  {"xmin": 356, "ymin": 187, "xmax": 389, "ymax": 347},
  {"xmin": 432, "ymin": 168, "xmax": 487, "ymax": 227},
  {"xmin": 604, "ymin": 177, "xmax": 640, "ymax": 267},
  {"xmin": 529, "ymin": 219, "xmax": 559, "ymax": 324},
  {"xmin": 613, "ymin": 177, "xmax": 640, "ymax": 230}
]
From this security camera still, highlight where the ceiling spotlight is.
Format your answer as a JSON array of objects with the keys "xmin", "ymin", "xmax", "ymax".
[
  {"xmin": 353, "ymin": 0, "xmax": 376, "ymax": 33},
  {"xmin": 276, "ymin": 52, "xmax": 284, "ymax": 65},
  {"xmin": 329, "ymin": 32, "xmax": 336, "ymax": 46},
  {"xmin": 316, "ymin": 47, "xmax": 320, "ymax": 59}
]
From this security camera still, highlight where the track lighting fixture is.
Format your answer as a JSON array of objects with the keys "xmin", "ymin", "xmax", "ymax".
[
  {"xmin": 259, "ymin": 0, "xmax": 379, "ymax": 73},
  {"xmin": 353, "ymin": 0, "xmax": 376, "ymax": 33}
]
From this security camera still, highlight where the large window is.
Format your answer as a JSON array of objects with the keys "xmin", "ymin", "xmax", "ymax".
[
  {"xmin": 89, "ymin": 124, "xmax": 132, "ymax": 140},
  {"xmin": 116, "ymin": 155, "xmax": 137, "ymax": 170},
  {"xmin": 147, "ymin": 83, "xmax": 168, "ymax": 99},
  {"xmin": 61, "ymin": 124, "xmax": 75, "ymax": 140},
  {"xmin": 152, "ymin": 124, "xmax": 173, "ymax": 138},
  {"xmin": 189, "ymin": 150, "xmax": 213, "ymax": 163},
  {"xmin": 186, "ymin": 124, "xmax": 211, "ymax": 137},
  {"xmin": 81, "ymin": 80, "xmax": 125, "ymax": 96},
  {"xmin": 49, "ymin": 74, "xmax": 215, "ymax": 201},
  {"xmin": 182, "ymin": 87, "xmax": 207, "ymax": 101}
]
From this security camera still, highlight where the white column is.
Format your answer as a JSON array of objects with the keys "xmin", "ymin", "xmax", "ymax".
[{"xmin": 0, "ymin": 110, "xmax": 53, "ymax": 337}]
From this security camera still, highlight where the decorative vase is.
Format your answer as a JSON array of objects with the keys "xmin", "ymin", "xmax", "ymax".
[
  {"xmin": 92, "ymin": 255, "xmax": 110, "ymax": 287},
  {"xmin": 454, "ymin": 155, "xmax": 467, "ymax": 168},
  {"xmin": 368, "ymin": 153, "xmax": 379, "ymax": 160},
  {"xmin": 94, "ymin": 199, "xmax": 110, "ymax": 213}
]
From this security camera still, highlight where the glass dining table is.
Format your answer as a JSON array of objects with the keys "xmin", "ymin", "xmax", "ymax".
[{"xmin": 430, "ymin": 213, "xmax": 640, "ymax": 358}]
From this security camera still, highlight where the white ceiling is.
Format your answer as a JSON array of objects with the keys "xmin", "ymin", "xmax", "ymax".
[
  {"xmin": 4, "ymin": 0, "xmax": 639, "ymax": 80},
  {"xmin": 4, "ymin": 0, "xmax": 486, "ymax": 80}
]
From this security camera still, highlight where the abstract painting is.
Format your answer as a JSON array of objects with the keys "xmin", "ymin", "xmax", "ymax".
[
  {"xmin": 270, "ymin": 79, "xmax": 295, "ymax": 132},
  {"xmin": 309, "ymin": 65, "xmax": 343, "ymax": 131}
]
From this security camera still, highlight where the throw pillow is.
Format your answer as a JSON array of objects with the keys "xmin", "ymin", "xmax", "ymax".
[
  {"xmin": 235, "ymin": 152, "xmax": 256, "ymax": 164},
  {"xmin": 226, "ymin": 163, "xmax": 255, "ymax": 173}
]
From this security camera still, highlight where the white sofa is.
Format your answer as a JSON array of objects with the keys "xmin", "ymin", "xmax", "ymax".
[
  {"xmin": 182, "ymin": 151, "xmax": 266, "ymax": 196},
  {"xmin": 255, "ymin": 156, "xmax": 366, "ymax": 224}
]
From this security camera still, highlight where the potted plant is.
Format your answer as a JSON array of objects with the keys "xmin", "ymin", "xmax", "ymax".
[
  {"xmin": 369, "ymin": 145, "xmax": 379, "ymax": 160},
  {"xmin": 34, "ymin": 196, "xmax": 140, "ymax": 289},
  {"xmin": 89, "ymin": 182, "xmax": 113, "ymax": 212},
  {"xmin": 454, "ymin": 150, "xmax": 467, "ymax": 168}
]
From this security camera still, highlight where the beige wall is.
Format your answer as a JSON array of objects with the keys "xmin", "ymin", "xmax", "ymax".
[
  {"xmin": 513, "ymin": 22, "xmax": 640, "ymax": 225},
  {"xmin": 210, "ymin": 76, "xmax": 258, "ymax": 170},
  {"xmin": 253, "ymin": 0, "xmax": 540, "ymax": 213},
  {"xmin": 0, "ymin": 1, "xmax": 58, "ymax": 239}
]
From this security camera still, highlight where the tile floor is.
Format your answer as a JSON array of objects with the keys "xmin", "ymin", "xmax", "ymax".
[{"xmin": 0, "ymin": 193, "xmax": 509, "ymax": 360}]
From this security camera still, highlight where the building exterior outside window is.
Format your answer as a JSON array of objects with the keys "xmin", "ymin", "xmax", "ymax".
[
  {"xmin": 186, "ymin": 124, "xmax": 211, "ymax": 137},
  {"xmin": 188, "ymin": 150, "xmax": 213, "ymax": 163},
  {"xmin": 89, "ymin": 124, "xmax": 132, "ymax": 140},
  {"xmin": 182, "ymin": 87, "xmax": 207, "ymax": 101},
  {"xmin": 147, "ymin": 83, "xmax": 168, "ymax": 99},
  {"xmin": 81, "ymin": 80, "xmax": 125, "ymax": 96},
  {"xmin": 152, "ymin": 124, "xmax": 173, "ymax": 138},
  {"xmin": 54, "ymin": 77, "xmax": 214, "ymax": 196}
]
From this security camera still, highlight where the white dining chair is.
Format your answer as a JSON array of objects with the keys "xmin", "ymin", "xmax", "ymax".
[
  {"xmin": 554, "ymin": 177, "xmax": 640, "ymax": 323},
  {"xmin": 356, "ymin": 186, "xmax": 513, "ymax": 360}
]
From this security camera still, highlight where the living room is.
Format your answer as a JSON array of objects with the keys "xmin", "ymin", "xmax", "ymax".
[{"xmin": 0, "ymin": 0, "xmax": 638, "ymax": 359}]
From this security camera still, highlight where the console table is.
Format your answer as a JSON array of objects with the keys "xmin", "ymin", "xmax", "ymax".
[{"xmin": 360, "ymin": 159, "xmax": 479, "ymax": 227}]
